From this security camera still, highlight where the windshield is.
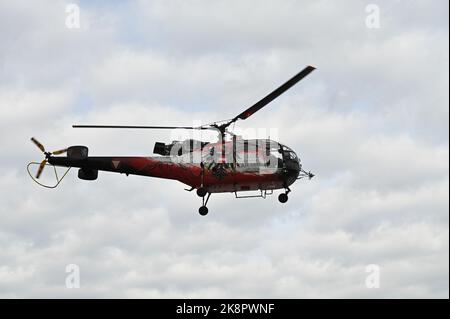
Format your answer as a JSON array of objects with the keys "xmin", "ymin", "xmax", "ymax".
[{"xmin": 285, "ymin": 151, "xmax": 298, "ymax": 161}]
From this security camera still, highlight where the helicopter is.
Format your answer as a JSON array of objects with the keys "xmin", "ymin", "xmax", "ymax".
[{"xmin": 28, "ymin": 65, "xmax": 316, "ymax": 216}]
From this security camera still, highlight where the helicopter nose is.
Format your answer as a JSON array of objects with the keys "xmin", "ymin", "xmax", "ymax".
[
  {"xmin": 284, "ymin": 158, "xmax": 300, "ymax": 172},
  {"xmin": 283, "ymin": 159, "xmax": 300, "ymax": 178},
  {"xmin": 283, "ymin": 167, "xmax": 300, "ymax": 186}
]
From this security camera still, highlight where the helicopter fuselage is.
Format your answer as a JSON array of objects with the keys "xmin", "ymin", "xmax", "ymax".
[{"xmin": 48, "ymin": 139, "xmax": 302, "ymax": 194}]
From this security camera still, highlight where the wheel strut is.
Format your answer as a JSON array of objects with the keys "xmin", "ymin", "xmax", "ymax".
[
  {"xmin": 197, "ymin": 162, "xmax": 208, "ymax": 198},
  {"xmin": 199, "ymin": 192, "xmax": 211, "ymax": 216}
]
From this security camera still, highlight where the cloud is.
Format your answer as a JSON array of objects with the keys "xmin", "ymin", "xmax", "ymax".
[{"xmin": 0, "ymin": 0, "xmax": 448, "ymax": 298}]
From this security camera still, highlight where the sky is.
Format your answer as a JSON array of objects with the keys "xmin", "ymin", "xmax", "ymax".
[{"xmin": 0, "ymin": 0, "xmax": 448, "ymax": 298}]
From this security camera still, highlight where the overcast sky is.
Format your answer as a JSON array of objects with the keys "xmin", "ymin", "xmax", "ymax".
[{"xmin": 0, "ymin": 0, "xmax": 448, "ymax": 298}]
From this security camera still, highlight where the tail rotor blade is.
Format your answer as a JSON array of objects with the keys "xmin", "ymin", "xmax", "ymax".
[
  {"xmin": 52, "ymin": 148, "xmax": 68, "ymax": 155},
  {"xmin": 36, "ymin": 160, "xmax": 47, "ymax": 179},
  {"xmin": 31, "ymin": 137, "xmax": 45, "ymax": 153}
]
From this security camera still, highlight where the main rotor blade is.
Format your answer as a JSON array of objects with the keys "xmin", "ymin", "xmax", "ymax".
[
  {"xmin": 233, "ymin": 65, "xmax": 316, "ymax": 121},
  {"xmin": 36, "ymin": 160, "xmax": 47, "ymax": 179},
  {"xmin": 72, "ymin": 125, "xmax": 209, "ymax": 130},
  {"xmin": 72, "ymin": 66, "xmax": 315, "ymax": 133},
  {"xmin": 31, "ymin": 137, "xmax": 45, "ymax": 153}
]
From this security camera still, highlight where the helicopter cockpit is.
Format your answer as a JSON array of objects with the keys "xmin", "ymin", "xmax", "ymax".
[
  {"xmin": 153, "ymin": 137, "xmax": 301, "ymax": 177},
  {"xmin": 232, "ymin": 139, "xmax": 301, "ymax": 174},
  {"xmin": 280, "ymin": 144, "xmax": 301, "ymax": 173}
]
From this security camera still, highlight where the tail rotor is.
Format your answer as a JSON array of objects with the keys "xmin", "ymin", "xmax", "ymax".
[{"xmin": 30, "ymin": 137, "xmax": 67, "ymax": 179}]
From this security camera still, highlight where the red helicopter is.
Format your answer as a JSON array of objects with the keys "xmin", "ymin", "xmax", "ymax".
[{"xmin": 29, "ymin": 65, "xmax": 316, "ymax": 216}]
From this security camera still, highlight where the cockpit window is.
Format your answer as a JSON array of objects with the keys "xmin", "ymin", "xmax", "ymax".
[{"xmin": 286, "ymin": 151, "xmax": 298, "ymax": 160}]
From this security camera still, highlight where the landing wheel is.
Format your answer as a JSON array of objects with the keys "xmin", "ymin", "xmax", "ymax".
[
  {"xmin": 278, "ymin": 193, "xmax": 288, "ymax": 203},
  {"xmin": 197, "ymin": 187, "xmax": 207, "ymax": 197},
  {"xmin": 199, "ymin": 206, "xmax": 209, "ymax": 216}
]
